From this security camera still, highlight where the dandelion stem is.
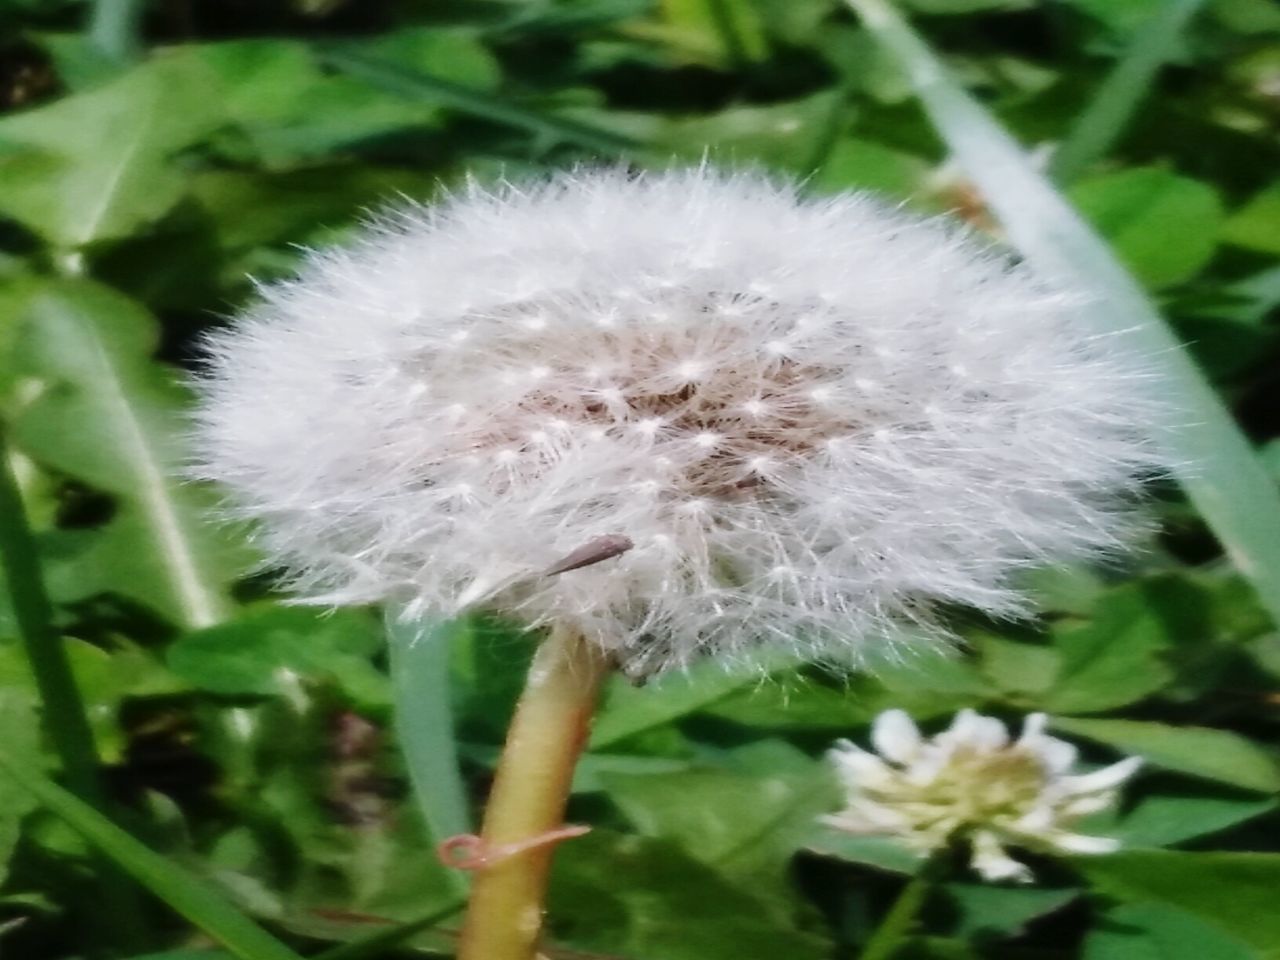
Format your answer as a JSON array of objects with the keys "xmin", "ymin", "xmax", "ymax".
[
  {"xmin": 858, "ymin": 856, "xmax": 940, "ymax": 960},
  {"xmin": 455, "ymin": 623, "xmax": 609, "ymax": 960}
]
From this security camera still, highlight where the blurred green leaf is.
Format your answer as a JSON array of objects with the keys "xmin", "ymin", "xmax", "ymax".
[
  {"xmin": 1114, "ymin": 791, "xmax": 1277, "ymax": 847},
  {"xmin": 942, "ymin": 884, "xmax": 1077, "ymax": 938},
  {"xmin": 11, "ymin": 280, "xmax": 237, "ymax": 628},
  {"xmin": 602, "ymin": 740, "xmax": 837, "ymax": 894},
  {"xmin": 317, "ymin": 47, "xmax": 642, "ymax": 156},
  {"xmin": 0, "ymin": 759, "xmax": 307, "ymax": 960},
  {"xmin": 0, "ymin": 56, "xmax": 220, "ymax": 249},
  {"xmin": 1077, "ymin": 851, "xmax": 1280, "ymax": 957},
  {"xmin": 1070, "ymin": 168, "xmax": 1224, "ymax": 288},
  {"xmin": 1084, "ymin": 902, "xmax": 1255, "ymax": 960},
  {"xmin": 167, "ymin": 607, "xmax": 387, "ymax": 708},
  {"xmin": 1053, "ymin": 717, "xmax": 1280, "ymax": 792},
  {"xmin": 550, "ymin": 828, "xmax": 831, "ymax": 959},
  {"xmin": 1223, "ymin": 181, "xmax": 1280, "ymax": 255},
  {"xmin": 186, "ymin": 33, "xmax": 500, "ymax": 168},
  {"xmin": 592, "ymin": 651, "xmax": 803, "ymax": 748},
  {"xmin": 803, "ymin": 830, "xmax": 923, "ymax": 875},
  {"xmin": 1051, "ymin": 0, "xmax": 1208, "ymax": 184},
  {"xmin": 1041, "ymin": 582, "xmax": 1183, "ymax": 714}
]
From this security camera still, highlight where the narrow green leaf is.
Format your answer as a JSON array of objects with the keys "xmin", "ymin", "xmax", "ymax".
[
  {"xmin": 846, "ymin": 0, "xmax": 1280, "ymax": 633},
  {"xmin": 1053, "ymin": 717, "xmax": 1280, "ymax": 793},
  {"xmin": 309, "ymin": 901, "xmax": 464, "ymax": 960},
  {"xmin": 385, "ymin": 610, "xmax": 472, "ymax": 892},
  {"xmin": 314, "ymin": 47, "xmax": 643, "ymax": 156},
  {"xmin": 0, "ymin": 758, "xmax": 305, "ymax": 960},
  {"xmin": 1051, "ymin": 0, "xmax": 1208, "ymax": 184}
]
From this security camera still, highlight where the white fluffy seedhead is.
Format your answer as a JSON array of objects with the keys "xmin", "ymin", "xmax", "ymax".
[{"xmin": 194, "ymin": 167, "xmax": 1164, "ymax": 675}]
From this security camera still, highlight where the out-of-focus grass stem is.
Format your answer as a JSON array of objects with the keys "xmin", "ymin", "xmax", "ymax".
[
  {"xmin": 87, "ymin": 0, "xmax": 147, "ymax": 65},
  {"xmin": 0, "ymin": 428, "xmax": 147, "ymax": 950},
  {"xmin": 1051, "ymin": 0, "xmax": 1208, "ymax": 184}
]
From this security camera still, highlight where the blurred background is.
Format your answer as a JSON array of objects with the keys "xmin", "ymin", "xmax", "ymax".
[{"xmin": 0, "ymin": 1, "xmax": 1279, "ymax": 959}]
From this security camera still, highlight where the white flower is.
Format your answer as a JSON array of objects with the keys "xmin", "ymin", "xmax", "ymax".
[
  {"xmin": 825, "ymin": 710, "xmax": 1141, "ymax": 882},
  {"xmin": 193, "ymin": 167, "xmax": 1163, "ymax": 675}
]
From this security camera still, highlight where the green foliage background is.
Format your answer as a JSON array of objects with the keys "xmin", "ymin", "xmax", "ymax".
[{"xmin": 0, "ymin": 0, "xmax": 1279, "ymax": 958}]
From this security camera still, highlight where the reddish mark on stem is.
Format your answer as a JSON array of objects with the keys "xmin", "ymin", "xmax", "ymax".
[{"xmin": 437, "ymin": 825, "xmax": 593, "ymax": 871}]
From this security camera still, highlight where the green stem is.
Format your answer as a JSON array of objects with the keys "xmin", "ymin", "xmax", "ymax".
[
  {"xmin": 456, "ymin": 624, "xmax": 610, "ymax": 960},
  {"xmin": 0, "ymin": 431, "xmax": 148, "ymax": 950},
  {"xmin": 859, "ymin": 857, "xmax": 939, "ymax": 960}
]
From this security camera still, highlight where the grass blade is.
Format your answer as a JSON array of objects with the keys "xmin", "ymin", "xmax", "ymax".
[
  {"xmin": 1051, "ymin": 0, "xmax": 1208, "ymax": 184},
  {"xmin": 310, "ymin": 901, "xmax": 464, "ymax": 960},
  {"xmin": 845, "ymin": 0, "xmax": 1280, "ymax": 631},
  {"xmin": 0, "ymin": 433, "xmax": 102, "ymax": 811},
  {"xmin": 0, "ymin": 429, "xmax": 147, "ymax": 949},
  {"xmin": 0, "ymin": 758, "xmax": 305, "ymax": 960},
  {"xmin": 316, "ymin": 47, "xmax": 643, "ymax": 156},
  {"xmin": 386, "ymin": 611, "xmax": 472, "ymax": 893}
]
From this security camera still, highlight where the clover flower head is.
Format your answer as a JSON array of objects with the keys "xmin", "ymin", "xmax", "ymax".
[
  {"xmin": 825, "ymin": 709, "xmax": 1141, "ymax": 882},
  {"xmin": 193, "ymin": 166, "xmax": 1164, "ymax": 675}
]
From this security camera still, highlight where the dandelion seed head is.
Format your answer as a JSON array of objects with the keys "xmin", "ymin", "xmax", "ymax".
[{"xmin": 192, "ymin": 167, "xmax": 1166, "ymax": 673}]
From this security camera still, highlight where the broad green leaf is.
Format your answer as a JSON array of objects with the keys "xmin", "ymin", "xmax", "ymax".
[
  {"xmin": 1053, "ymin": 717, "xmax": 1280, "ymax": 793},
  {"xmin": 11, "ymin": 280, "xmax": 237, "ymax": 628},
  {"xmin": 1223, "ymin": 181, "xmax": 1280, "ymax": 255},
  {"xmin": 0, "ymin": 56, "xmax": 220, "ymax": 248},
  {"xmin": 0, "ymin": 759, "xmax": 306, "ymax": 960},
  {"xmin": 845, "ymin": 0, "xmax": 1280, "ymax": 634},
  {"xmin": 591, "ymin": 650, "xmax": 803, "ymax": 748},
  {"xmin": 802, "ymin": 830, "xmax": 923, "ymax": 875},
  {"xmin": 550, "ymin": 828, "xmax": 831, "ymax": 960},
  {"xmin": 1041, "ymin": 582, "xmax": 1183, "ymax": 714},
  {"xmin": 166, "ymin": 607, "xmax": 388, "ymax": 708},
  {"xmin": 186, "ymin": 33, "xmax": 499, "ymax": 167},
  {"xmin": 1076, "ymin": 851, "xmax": 1280, "ymax": 958},
  {"xmin": 942, "ymin": 884, "xmax": 1077, "ymax": 938},
  {"xmin": 601, "ymin": 740, "xmax": 838, "ymax": 893},
  {"xmin": 1084, "ymin": 902, "xmax": 1255, "ymax": 960},
  {"xmin": 657, "ymin": 91, "xmax": 844, "ymax": 172},
  {"xmin": 814, "ymin": 137, "xmax": 931, "ymax": 199},
  {"xmin": 1114, "ymin": 791, "xmax": 1277, "ymax": 848},
  {"xmin": 1069, "ymin": 168, "xmax": 1224, "ymax": 288}
]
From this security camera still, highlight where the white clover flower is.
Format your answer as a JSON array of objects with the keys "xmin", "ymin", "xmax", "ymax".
[
  {"xmin": 193, "ymin": 167, "xmax": 1163, "ymax": 675},
  {"xmin": 825, "ymin": 709, "xmax": 1141, "ymax": 882}
]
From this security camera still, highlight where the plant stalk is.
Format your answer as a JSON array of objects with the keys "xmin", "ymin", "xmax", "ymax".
[
  {"xmin": 858, "ymin": 856, "xmax": 939, "ymax": 960},
  {"xmin": 455, "ymin": 623, "xmax": 610, "ymax": 960}
]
